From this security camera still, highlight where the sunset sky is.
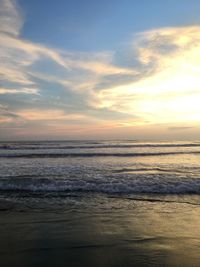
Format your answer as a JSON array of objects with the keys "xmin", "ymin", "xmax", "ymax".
[{"xmin": 0, "ymin": 0, "xmax": 200, "ymax": 140}]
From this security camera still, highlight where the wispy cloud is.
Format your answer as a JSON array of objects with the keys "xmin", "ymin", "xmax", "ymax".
[
  {"xmin": 16, "ymin": 109, "xmax": 93, "ymax": 122},
  {"xmin": 0, "ymin": 103, "xmax": 22, "ymax": 123},
  {"xmin": 0, "ymin": 87, "xmax": 39, "ymax": 94},
  {"xmin": 0, "ymin": 0, "xmax": 23, "ymax": 36},
  {"xmin": 0, "ymin": 0, "xmax": 134, "ymax": 98}
]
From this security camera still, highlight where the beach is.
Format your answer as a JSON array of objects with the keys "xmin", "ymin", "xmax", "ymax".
[
  {"xmin": 1, "ymin": 194, "xmax": 200, "ymax": 267},
  {"xmin": 0, "ymin": 140, "xmax": 200, "ymax": 266}
]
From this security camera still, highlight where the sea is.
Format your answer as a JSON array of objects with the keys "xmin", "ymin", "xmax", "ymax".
[{"xmin": 0, "ymin": 140, "xmax": 200, "ymax": 267}]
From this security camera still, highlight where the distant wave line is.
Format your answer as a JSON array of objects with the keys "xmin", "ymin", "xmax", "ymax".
[
  {"xmin": 1, "ymin": 143, "xmax": 200, "ymax": 150},
  {"xmin": 0, "ymin": 151, "xmax": 200, "ymax": 158}
]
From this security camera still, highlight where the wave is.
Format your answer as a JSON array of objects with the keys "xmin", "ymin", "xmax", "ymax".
[
  {"xmin": 1, "ymin": 143, "xmax": 200, "ymax": 150},
  {"xmin": 1, "ymin": 151, "xmax": 200, "ymax": 158},
  {"xmin": 1, "ymin": 176, "xmax": 200, "ymax": 194},
  {"xmin": 113, "ymin": 166, "xmax": 200, "ymax": 174}
]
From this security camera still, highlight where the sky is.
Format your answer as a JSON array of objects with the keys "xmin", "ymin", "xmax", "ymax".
[{"xmin": 0, "ymin": 0, "xmax": 200, "ymax": 140}]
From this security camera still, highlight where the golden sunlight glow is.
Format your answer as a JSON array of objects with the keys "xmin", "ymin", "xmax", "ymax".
[{"xmin": 94, "ymin": 26, "xmax": 200, "ymax": 126}]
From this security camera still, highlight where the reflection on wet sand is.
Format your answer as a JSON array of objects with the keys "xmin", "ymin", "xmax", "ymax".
[{"xmin": 0, "ymin": 196, "xmax": 200, "ymax": 267}]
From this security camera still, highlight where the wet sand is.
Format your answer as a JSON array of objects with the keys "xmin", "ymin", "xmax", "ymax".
[{"xmin": 0, "ymin": 195, "xmax": 200, "ymax": 267}]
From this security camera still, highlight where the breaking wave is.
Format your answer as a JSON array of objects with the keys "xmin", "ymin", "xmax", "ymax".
[{"xmin": 1, "ymin": 176, "xmax": 200, "ymax": 195}]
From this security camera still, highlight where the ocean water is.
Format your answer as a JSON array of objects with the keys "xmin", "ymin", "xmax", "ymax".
[
  {"xmin": 0, "ymin": 140, "xmax": 200, "ymax": 196},
  {"xmin": 0, "ymin": 140, "xmax": 200, "ymax": 267}
]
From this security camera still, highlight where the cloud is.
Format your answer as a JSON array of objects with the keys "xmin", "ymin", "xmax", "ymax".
[
  {"xmin": 89, "ymin": 26, "xmax": 200, "ymax": 125},
  {"xmin": 0, "ymin": 0, "xmax": 134, "ymax": 102},
  {"xmin": 0, "ymin": 103, "xmax": 22, "ymax": 123},
  {"xmin": 0, "ymin": 87, "xmax": 39, "ymax": 94},
  {"xmin": 0, "ymin": 0, "xmax": 200, "ymax": 139},
  {"xmin": 168, "ymin": 126, "xmax": 195, "ymax": 131},
  {"xmin": 16, "ymin": 109, "xmax": 93, "ymax": 122},
  {"xmin": 0, "ymin": 0, "xmax": 23, "ymax": 36}
]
